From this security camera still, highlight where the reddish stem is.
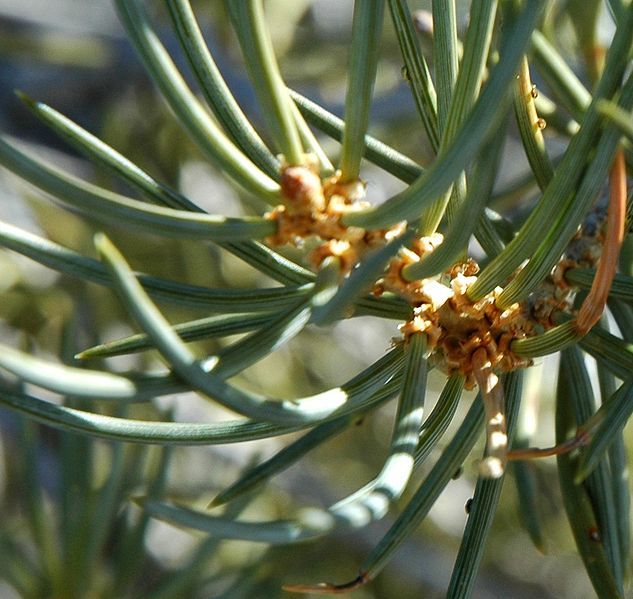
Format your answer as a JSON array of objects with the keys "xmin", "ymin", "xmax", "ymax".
[
  {"xmin": 283, "ymin": 573, "xmax": 370, "ymax": 595},
  {"xmin": 576, "ymin": 148, "xmax": 627, "ymax": 335}
]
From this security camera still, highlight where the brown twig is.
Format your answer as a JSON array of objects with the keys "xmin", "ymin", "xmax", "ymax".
[
  {"xmin": 283, "ymin": 573, "xmax": 370, "ymax": 595},
  {"xmin": 575, "ymin": 148, "xmax": 627, "ymax": 335},
  {"xmin": 507, "ymin": 430, "xmax": 590, "ymax": 461}
]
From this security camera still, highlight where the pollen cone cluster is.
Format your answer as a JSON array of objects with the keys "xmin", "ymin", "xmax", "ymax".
[
  {"xmin": 265, "ymin": 160, "xmax": 404, "ymax": 272},
  {"xmin": 376, "ymin": 244, "xmax": 535, "ymax": 389},
  {"xmin": 267, "ymin": 162, "xmax": 609, "ymax": 391}
]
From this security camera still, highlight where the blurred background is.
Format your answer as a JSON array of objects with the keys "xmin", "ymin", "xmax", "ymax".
[{"xmin": 0, "ymin": 1, "xmax": 611, "ymax": 597}]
